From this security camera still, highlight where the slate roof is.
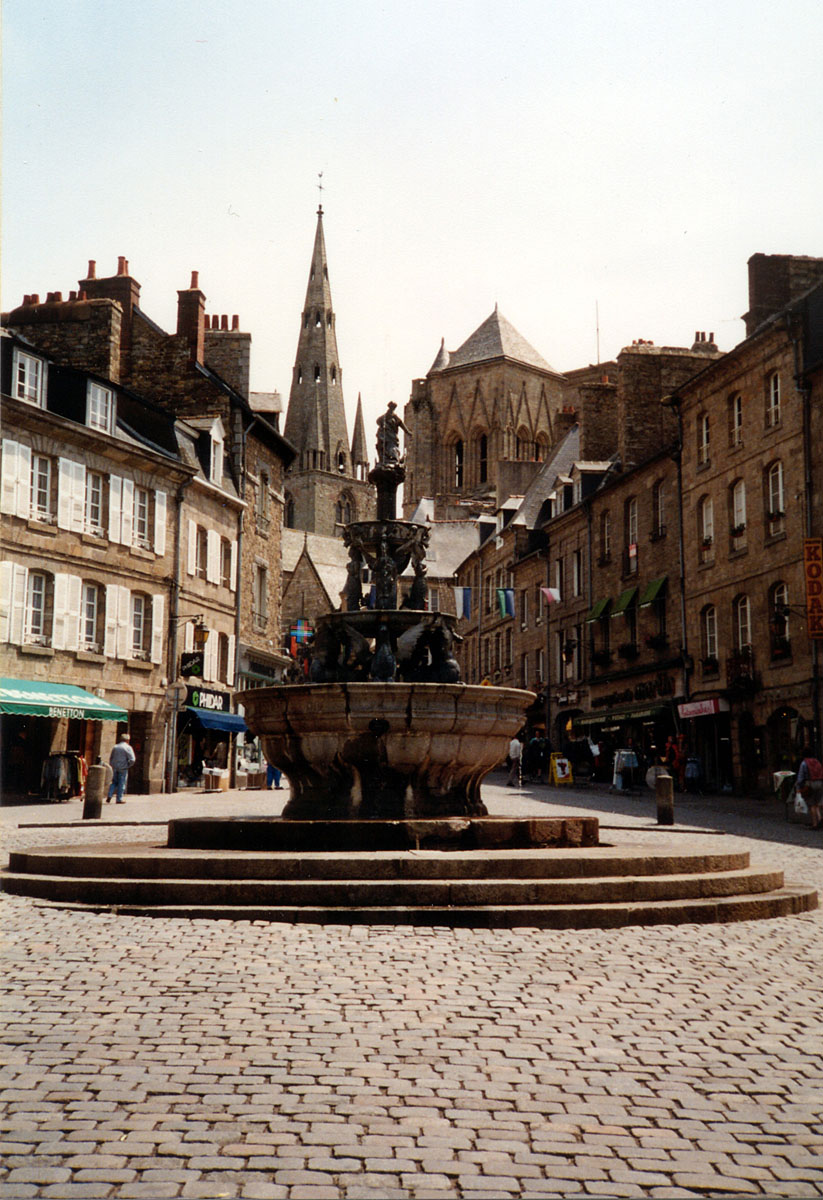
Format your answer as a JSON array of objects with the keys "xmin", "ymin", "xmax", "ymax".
[
  {"xmin": 430, "ymin": 306, "xmax": 558, "ymax": 375},
  {"xmin": 511, "ymin": 425, "xmax": 581, "ymax": 528},
  {"xmin": 281, "ymin": 529, "xmax": 350, "ymax": 608}
]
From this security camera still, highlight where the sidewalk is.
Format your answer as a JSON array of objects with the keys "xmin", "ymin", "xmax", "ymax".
[{"xmin": 2, "ymin": 774, "xmax": 822, "ymax": 1198}]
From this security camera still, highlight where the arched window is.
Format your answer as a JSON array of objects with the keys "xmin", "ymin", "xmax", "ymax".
[
  {"xmin": 337, "ymin": 450, "xmax": 346, "ymax": 473},
  {"xmin": 478, "ymin": 433, "xmax": 488, "ymax": 484},
  {"xmin": 331, "ymin": 365, "xmax": 337, "ymax": 383},
  {"xmin": 453, "ymin": 440, "xmax": 464, "ymax": 488},
  {"xmin": 297, "ymin": 365, "xmax": 303, "ymax": 384},
  {"xmin": 701, "ymin": 605, "xmax": 718, "ymax": 667},
  {"xmin": 733, "ymin": 594, "xmax": 751, "ymax": 651},
  {"xmin": 766, "ymin": 460, "xmax": 785, "ymax": 530},
  {"xmin": 770, "ymin": 581, "xmax": 790, "ymax": 658},
  {"xmin": 728, "ymin": 392, "xmax": 744, "ymax": 447},
  {"xmin": 315, "ymin": 311, "xmax": 322, "ymax": 327},
  {"xmin": 284, "ymin": 493, "xmax": 295, "ymax": 528},
  {"xmin": 730, "ymin": 479, "xmax": 746, "ymax": 540},
  {"xmin": 314, "ymin": 364, "xmax": 321, "ymax": 382},
  {"xmin": 335, "ymin": 493, "xmax": 353, "ymax": 528}
]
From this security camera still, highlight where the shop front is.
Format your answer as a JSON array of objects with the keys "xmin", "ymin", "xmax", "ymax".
[
  {"xmin": 1, "ymin": 678, "xmax": 127, "ymax": 802},
  {"xmin": 574, "ymin": 700, "xmax": 677, "ymax": 786},
  {"xmin": 175, "ymin": 685, "xmax": 247, "ymax": 790},
  {"xmin": 676, "ymin": 697, "xmax": 733, "ymax": 793}
]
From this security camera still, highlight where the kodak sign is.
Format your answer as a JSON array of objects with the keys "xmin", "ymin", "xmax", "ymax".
[{"xmin": 805, "ymin": 539, "xmax": 823, "ymax": 639}]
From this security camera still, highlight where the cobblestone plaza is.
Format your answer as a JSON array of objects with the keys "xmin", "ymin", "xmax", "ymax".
[{"xmin": 2, "ymin": 780, "xmax": 822, "ymax": 1199}]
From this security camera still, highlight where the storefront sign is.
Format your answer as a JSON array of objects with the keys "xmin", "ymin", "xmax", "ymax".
[
  {"xmin": 591, "ymin": 674, "xmax": 675, "ymax": 710},
  {"xmin": 185, "ymin": 686, "xmax": 229, "ymax": 712},
  {"xmin": 180, "ymin": 651, "xmax": 204, "ymax": 677},
  {"xmin": 804, "ymin": 539, "xmax": 823, "ymax": 638},
  {"xmin": 678, "ymin": 697, "xmax": 730, "ymax": 719}
]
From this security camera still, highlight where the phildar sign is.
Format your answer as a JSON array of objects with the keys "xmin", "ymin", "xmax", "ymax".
[{"xmin": 805, "ymin": 538, "xmax": 823, "ymax": 639}]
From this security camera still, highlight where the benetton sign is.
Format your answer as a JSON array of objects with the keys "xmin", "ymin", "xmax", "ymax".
[{"xmin": 804, "ymin": 539, "xmax": 823, "ymax": 639}]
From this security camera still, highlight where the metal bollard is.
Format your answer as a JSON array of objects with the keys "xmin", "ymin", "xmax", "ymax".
[
  {"xmin": 656, "ymin": 772, "xmax": 674, "ymax": 825},
  {"xmin": 82, "ymin": 764, "xmax": 107, "ymax": 819}
]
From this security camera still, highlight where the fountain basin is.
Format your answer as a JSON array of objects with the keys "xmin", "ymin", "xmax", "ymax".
[{"xmin": 237, "ymin": 681, "xmax": 534, "ymax": 820}]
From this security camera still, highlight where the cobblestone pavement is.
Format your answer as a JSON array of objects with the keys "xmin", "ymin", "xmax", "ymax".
[{"xmin": 2, "ymin": 777, "xmax": 822, "ymax": 1199}]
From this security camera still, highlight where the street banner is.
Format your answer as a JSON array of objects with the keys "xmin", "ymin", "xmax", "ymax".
[{"xmin": 804, "ymin": 538, "xmax": 823, "ymax": 638}]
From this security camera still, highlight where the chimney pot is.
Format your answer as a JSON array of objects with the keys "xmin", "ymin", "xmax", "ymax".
[
  {"xmin": 232, "ymin": 314, "xmax": 239, "ymax": 331},
  {"xmin": 221, "ymin": 314, "xmax": 228, "ymax": 330},
  {"xmin": 190, "ymin": 270, "xmax": 199, "ymax": 289},
  {"xmin": 78, "ymin": 290, "xmax": 87, "ymax": 301},
  {"xmin": 46, "ymin": 292, "xmax": 54, "ymax": 302},
  {"xmin": 22, "ymin": 294, "xmax": 30, "ymax": 306},
  {"xmin": 31, "ymin": 294, "xmax": 40, "ymax": 304},
  {"xmin": 709, "ymin": 331, "xmax": 714, "ymax": 342},
  {"xmin": 54, "ymin": 291, "xmax": 63, "ymax": 302},
  {"xmin": 69, "ymin": 290, "xmax": 77, "ymax": 301},
  {"xmin": 87, "ymin": 260, "xmax": 96, "ymax": 279},
  {"xmin": 117, "ymin": 256, "xmax": 127, "ymax": 276}
]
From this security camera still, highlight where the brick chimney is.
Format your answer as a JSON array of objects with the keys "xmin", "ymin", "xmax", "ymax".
[{"xmin": 177, "ymin": 271, "xmax": 206, "ymax": 363}]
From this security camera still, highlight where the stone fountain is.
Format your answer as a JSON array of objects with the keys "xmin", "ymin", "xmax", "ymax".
[{"xmin": 237, "ymin": 402, "xmax": 535, "ymax": 823}]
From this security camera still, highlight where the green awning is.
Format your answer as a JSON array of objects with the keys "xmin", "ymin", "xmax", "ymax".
[
  {"xmin": 639, "ymin": 576, "xmax": 668, "ymax": 608},
  {"xmin": 585, "ymin": 597, "xmax": 612, "ymax": 623},
  {"xmin": 610, "ymin": 587, "xmax": 638, "ymax": 618},
  {"xmin": 0, "ymin": 679, "xmax": 128, "ymax": 721}
]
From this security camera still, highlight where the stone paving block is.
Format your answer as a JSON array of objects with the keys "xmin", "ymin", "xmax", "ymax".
[{"xmin": 671, "ymin": 1172, "xmax": 762, "ymax": 1193}]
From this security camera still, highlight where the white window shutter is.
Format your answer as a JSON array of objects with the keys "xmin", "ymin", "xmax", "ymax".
[
  {"xmin": 187, "ymin": 519, "xmax": 197, "ymax": 576},
  {"xmin": 203, "ymin": 630, "xmax": 215, "ymax": 681},
  {"xmin": 1, "ymin": 440, "xmax": 21, "ymax": 516},
  {"xmin": 207, "ymin": 529, "xmax": 220, "ymax": 583},
  {"xmin": 104, "ymin": 584, "xmax": 119, "ymax": 657},
  {"xmin": 109, "ymin": 475, "xmax": 122, "ymax": 543},
  {"xmin": 0, "ymin": 561, "xmax": 12, "ymax": 641},
  {"xmin": 57, "ymin": 459, "xmax": 73, "ymax": 530},
  {"xmin": 154, "ymin": 490, "xmax": 167, "ymax": 557},
  {"xmin": 227, "ymin": 633, "xmax": 236, "ymax": 686},
  {"xmin": 10, "ymin": 563, "xmax": 28, "ymax": 645},
  {"xmin": 52, "ymin": 573, "xmax": 69, "ymax": 650},
  {"xmin": 16, "ymin": 444, "xmax": 31, "ymax": 519},
  {"xmin": 66, "ymin": 575, "xmax": 82, "ymax": 651},
  {"xmin": 71, "ymin": 462, "xmax": 86, "ymax": 532},
  {"xmin": 151, "ymin": 592, "xmax": 165, "ymax": 664},
  {"xmin": 117, "ymin": 586, "xmax": 131, "ymax": 659},
  {"xmin": 121, "ymin": 479, "xmax": 134, "ymax": 546},
  {"xmin": 184, "ymin": 620, "xmax": 194, "ymax": 653},
  {"xmin": 230, "ymin": 541, "xmax": 238, "ymax": 591}
]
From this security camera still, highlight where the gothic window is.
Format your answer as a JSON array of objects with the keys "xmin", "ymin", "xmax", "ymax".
[
  {"xmin": 315, "ymin": 311, "xmax": 322, "ymax": 327},
  {"xmin": 478, "ymin": 433, "xmax": 488, "ymax": 483},
  {"xmin": 314, "ymin": 365, "xmax": 321, "ymax": 382},
  {"xmin": 453, "ymin": 440, "xmax": 464, "ymax": 488},
  {"xmin": 331, "ymin": 365, "xmax": 337, "ymax": 383},
  {"xmin": 284, "ymin": 493, "xmax": 295, "ymax": 528},
  {"xmin": 297, "ymin": 366, "xmax": 303, "ymax": 384}
]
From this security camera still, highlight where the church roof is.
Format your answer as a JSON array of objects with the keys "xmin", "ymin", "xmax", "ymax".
[
  {"xmin": 281, "ymin": 529, "xmax": 350, "ymax": 609},
  {"xmin": 431, "ymin": 306, "xmax": 558, "ymax": 375}
]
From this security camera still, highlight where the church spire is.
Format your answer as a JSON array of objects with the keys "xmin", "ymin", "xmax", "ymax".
[
  {"xmin": 284, "ymin": 206, "xmax": 351, "ymax": 474},
  {"xmin": 350, "ymin": 393, "xmax": 369, "ymax": 481}
]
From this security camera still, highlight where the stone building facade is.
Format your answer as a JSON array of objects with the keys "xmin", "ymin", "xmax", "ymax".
[
  {"xmin": 403, "ymin": 307, "xmax": 569, "ymax": 521},
  {"xmin": 3, "ymin": 259, "xmax": 295, "ymax": 792}
]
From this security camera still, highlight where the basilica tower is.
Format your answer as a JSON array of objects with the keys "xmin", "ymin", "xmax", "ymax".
[{"xmin": 283, "ymin": 206, "xmax": 374, "ymax": 536}]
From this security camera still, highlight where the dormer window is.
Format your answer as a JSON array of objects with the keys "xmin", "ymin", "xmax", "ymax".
[
  {"xmin": 14, "ymin": 350, "xmax": 47, "ymax": 406},
  {"xmin": 87, "ymin": 382, "xmax": 114, "ymax": 433},
  {"xmin": 210, "ymin": 435, "xmax": 223, "ymax": 485}
]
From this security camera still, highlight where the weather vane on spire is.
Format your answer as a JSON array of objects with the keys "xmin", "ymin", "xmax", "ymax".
[{"xmin": 317, "ymin": 172, "xmax": 324, "ymax": 214}]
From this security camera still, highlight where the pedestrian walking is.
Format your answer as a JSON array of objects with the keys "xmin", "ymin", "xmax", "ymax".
[
  {"xmin": 506, "ymin": 734, "xmax": 523, "ymax": 787},
  {"xmin": 106, "ymin": 733, "xmax": 135, "ymax": 804},
  {"xmin": 796, "ymin": 747, "xmax": 823, "ymax": 829}
]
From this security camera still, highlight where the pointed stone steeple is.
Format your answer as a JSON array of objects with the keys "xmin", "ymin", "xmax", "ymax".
[
  {"xmin": 284, "ymin": 206, "xmax": 352, "ymax": 474},
  {"xmin": 350, "ymin": 393, "xmax": 369, "ymax": 481},
  {"xmin": 282, "ymin": 206, "xmax": 375, "ymax": 537}
]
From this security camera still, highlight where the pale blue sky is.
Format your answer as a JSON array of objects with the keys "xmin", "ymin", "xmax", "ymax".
[{"xmin": 4, "ymin": 0, "xmax": 821, "ymax": 441}]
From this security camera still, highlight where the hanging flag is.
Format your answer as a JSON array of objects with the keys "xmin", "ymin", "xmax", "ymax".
[
  {"xmin": 497, "ymin": 588, "xmax": 515, "ymax": 618},
  {"xmin": 290, "ymin": 619, "xmax": 313, "ymax": 644},
  {"xmin": 541, "ymin": 587, "xmax": 561, "ymax": 605},
  {"xmin": 453, "ymin": 587, "xmax": 472, "ymax": 619}
]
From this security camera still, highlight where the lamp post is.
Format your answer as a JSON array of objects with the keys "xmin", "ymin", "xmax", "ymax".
[{"xmin": 165, "ymin": 615, "xmax": 209, "ymax": 793}]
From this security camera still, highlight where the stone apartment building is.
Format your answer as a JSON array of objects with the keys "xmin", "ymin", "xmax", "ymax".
[
  {"xmin": 1, "ymin": 332, "xmax": 192, "ymax": 794},
  {"xmin": 2, "ymin": 260, "xmax": 295, "ymax": 793},
  {"xmin": 668, "ymin": 254, "xmax": 823, "ymax": 794}
]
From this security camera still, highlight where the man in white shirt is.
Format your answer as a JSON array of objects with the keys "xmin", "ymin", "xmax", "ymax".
[{"xmin": 507, "ymin": 735, "xmax": 523, "ymax": 787}]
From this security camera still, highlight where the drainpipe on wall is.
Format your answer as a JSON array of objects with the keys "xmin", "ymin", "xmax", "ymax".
[
  {"xmin": 663, "ymin": 395, "xmax": 691, "ymax": 704},
  {"xmin": 165, "ymin": 479, "xmax": 191, "ymax": 793}
]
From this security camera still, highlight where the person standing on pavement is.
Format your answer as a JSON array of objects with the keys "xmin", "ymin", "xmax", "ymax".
[
  {"xmin": 507, "ymin": 734, "xmax": 523, "ymax": 787},
  {"xmin": 796, "ymin": 747, "xmax": 823, "ymax": 828},
  {"xmin": 106, "ymin": 733, "xmax": 136, "ymax": 804}
]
